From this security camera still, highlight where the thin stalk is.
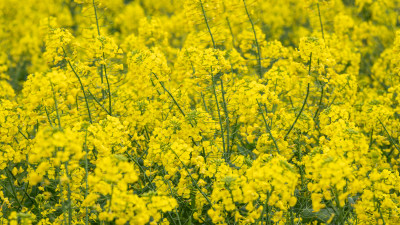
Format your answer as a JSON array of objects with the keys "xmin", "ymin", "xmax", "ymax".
[
  {"xmin": 92, "ymin": 0, "xmax": 104, "ymax": 97},
  {"xmin": 378, "ymin": 119, "xmax": 400, "ymax": 158},
  {"xmin": 63, "ymin": 48, "xmax": 93, "ymax": 124},
  {"xmin": 260, "ymin": 190, "xmax": 271, "ymax": 225},
  {"xmin": 257, "ymin": 100, "xmax": 280, "ymax": 154},
  {"xmin": 17, "ymin": 127, "xmax": 29, "ymax": 140},
  {"xmin": 289, "ymin": 205, "xmax": 295, "ymax": 225},
  {"xmin": 6, "ymin": 168, "xmax": 37, "ymax": 207},
  {"xmin": 65, "ymin": 162, "xmax": 73, "ymax": 225},
  {"xmin": 170, "ymin": 150, "xmax": 213, "ymax": 207},
  {"xmin": 243, "ymin": 0, "xmax": 263, "ymax": 78},
  {"xmin": 58, "ymin": 166, "xmax": 67, "ymax": 225},
  {"xmin": 109, "ymin": 184, "xmax": 114, "ymax": 213},
  {"xmin": 284, "ymin": 83, "xmax": 310, "ymax": 140},
  {"xmin": 317, "ymin": 3, "xmax": 325, "ymax": 40},
  {"xmin": 296, "ymin": 137, "xmax": 306, "ymax": 190},
  {"xmin": 375, "ymin": 196, "xmax": 386, "ymax": 225},
  {"xmin": 220, "ymin": 79, "xmax": 230, "ymax": 161},
  {"xmin": 152, "ymin": 72, "xmax": 186, "ymax": 117},
  {"xmin": 87, "ymin": 89, "xmax": 111, "ymax": 115},
  {"xmin": 229, "ymin": 116, "xmax": 239, "ymax": 153},
  {"xmin": 201, "ymin": 92, "xmax": 209, "ymax": 114},
  {"xmin": 149, "ymin": 76, "xmax": 162, "ymax": 96},
  {"xmin": 76, "ymin": 93, "xmax": 79, "ymax": 111},
  {"xmin": 125, "ymin": 153, "xmax": 156, "ymax": 190},
  {"xmin": 44, "ymin": 106, "xmax": 54, "ymax": 128},
  {"xmin": 92, "ymin": 0, "xmax": 101, "ymax": 36},
  {"xmin": 84, "ymin": 132, "xmax": 89, "ymax": 225},
  {"xmin": 165, "ymin": 179, "xmax": 182, "ymax": 225},
  {"xmin": 332, "ymin": 187, "xmax": 345, "ymax": 225},
  {"xmin": 198, "ymin": 0, "xmax": 231, "ymax": 162},
  {"xmin": 285, "ymin": 53, "xmax": 312, "ymax": 140},
  {"xmin": 369, "ymin": 128, "xmax": 374, "ymax": 149},
  {"xmin": 103, "ymin": 64, "xmax": 112, "ymax": 115},
  {"xmin": 313, "ymin": 84, "xmax": 324, "ymax": 120},
  {"xmin": 50, "ymin": 82, "xmax": 62, "ymax": 129},
  {"xmin": 93, "ymin": 0, "xmax": 112, "ymax": 115},
  {"xmin": 199, "ymin": 0, "xmax": 216, "ymax": 49},
  {"xmin": 190, "ymin": 188, "xmax": 196, "ymax": 223},
  {"xmin": 212, "ymin": 75, "xmax": 226, "ymax": 157},
  {"xmin": 265, "ymin": 191, "xmax": 271, "ymax": 225},
  {"xmin": 5, "ymin": 170, "xmax": 23, "ymax": 210},
  {"xmin": 226, "ymin": 17, "xmax": 235, "ymax": 47},
  {"xmin": 0, "ymin": 182, "xmax": 22, "ymax": 211}
]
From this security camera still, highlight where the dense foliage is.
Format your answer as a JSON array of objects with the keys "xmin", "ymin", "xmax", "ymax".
[{"xmin": 1, "ymin": 0, "xmax": 400, "ymax": 224}]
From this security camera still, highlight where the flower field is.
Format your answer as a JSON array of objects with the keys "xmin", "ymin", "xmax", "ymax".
[{"xmin": 1, "ymin": 0, "xmax": 400, "ymax": 224}]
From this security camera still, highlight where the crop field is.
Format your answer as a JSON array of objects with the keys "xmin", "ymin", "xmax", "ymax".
[{"xmin": 0, "ymin": 0, "xmax": 400, "ymax": 224}]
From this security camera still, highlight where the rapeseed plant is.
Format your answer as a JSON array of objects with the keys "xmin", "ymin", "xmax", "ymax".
[{"xmin": 1, "ymin": 0, "xmax": 400, "ymax": 224}]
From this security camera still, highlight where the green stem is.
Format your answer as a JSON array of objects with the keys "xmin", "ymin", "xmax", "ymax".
[
  {"xmin": 17, "ymin": 127, "xmax": 29, "ymax": 140},
  {"xmin": 313, "ymin": 85, "xmax": 324, "ymax": 120},
  {"xmin": 165, "ymin": 179, "xmax": 182, "ymax": 225},
  {"xmin": 84, "ymin": 132, "xmax": 89, "ymax": 225},
  {"xmin": 170, "ymin": 150, "xmax": 213, "ymax": 207},
  {"xmin": 199, "ymin": 0, "xmax": 216, "ymax": 49},
  {"xmin": 375, "ymin": 196, "xmax": 386, "ymax": 225},
  {"xmin": 65, "ymin": 162, "xmax": 73, "ymax": 225},
  {"xmin": 152, "ymin": 72, "xmax": 186, "ymax": 117},
  {"xmin": 243, "ymin": 0, "xmax": 263, "ymax": 78},
  {"xmin": 378, "ymin": 119, "xmax": 400, "ymax": 158},
  {"xmin": 334, "ymin": 188, "xmax": 346, "ymax": 224},
  {"xmin": 63, "ymin": 48, "xmax": 93, "ymax": 124},
  {"xmin": 257, "ymin": 100, "xmax": 280, "ymax": 154},
  {"xmin": 5, "ymin": 169, "xmax": 23, "ymax": 210},
  {"xmin": 285, "ymin": 83, "xmax": 310, "ymax": 140},
  {"xmin": 220, "ymin": 79, "xmax": 230, "ymax": 161},
  {"xmin": 285, "ymin": 53, "xmax": 312, "ymax": 140},
  {"xmin": 6, "ymin": 168, "xmax": 37, "ymax": 207},
  {"xmin": 103, "ymin": 64, "xmax": 112, "ymax": 115},
  {"xmin": 92, "ymin": 0, "xmax": 101, "ymax": 36},
  {"xmin": 92, "ymin": 0, "xmax": 112, "ymax": 115},
  {"xmin": 50, "ymin": 82, "xmax": 62, "ymax": 129},
  {"xmin": 201, "ymin": 92, "xmax": 209, "ymax": 114},
  {"xmin": 226, "ymin": 17, "xmax": 235, "ymax": 47},
  {"xmin": 211, "ymin": 75, "xmax": 226, "ymax": 157},
  {"xmin": 317, "ymin": 3, "xmax": 325, "ymax": 40},
  {"xmin": 44, "ymin": 106, "xmax": 54, "ymax": 128},
  {"xmin": 87, "ymin": 89, "xmax": 111, "ymax": 115}
]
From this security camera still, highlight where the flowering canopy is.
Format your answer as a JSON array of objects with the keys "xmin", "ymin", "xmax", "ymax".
[{"xmin": 1, "ymin": 0, "xmax": 400, "ymax": 224}]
